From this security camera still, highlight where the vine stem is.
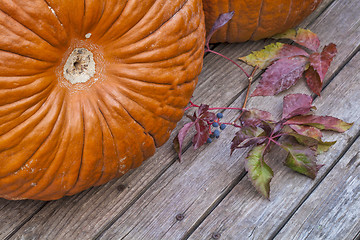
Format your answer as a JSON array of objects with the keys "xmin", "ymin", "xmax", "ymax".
[
  {"xmin": 233, "ymin": 66, "xmax": 258, "ymax": 124},
  {"xmin": 205, "ymin": 49, "xmax": 250, "ymax": 78}
]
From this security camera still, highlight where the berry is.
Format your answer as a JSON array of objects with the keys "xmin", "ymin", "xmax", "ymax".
[
  {"xmin": 212, "ymin": 122, "xmax": 219, "ymax": 127},
  {"xmin": 207, "ymin": 138, "xmax": 212, "ymax": 143},
  {"xmin": 216, "ymin": 112, "xmax": 223, "ymax": 119},
  {"xmin": 213, "ymin": 129, "xmax": 220, "ymax": 137},
  {"xmin": 209, "ymin": 134, "xmax": 215, "ymax": 138},
  {"xmin": 220, "ymin": 124, "xmax": 226, "ymax": 130}
]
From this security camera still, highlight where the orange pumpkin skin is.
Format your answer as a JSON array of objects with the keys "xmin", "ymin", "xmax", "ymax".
[
  {"xmin": 203, "ymin": 0, "xmax": 322, "ymax": 43},
  {"xmin": 0, "ymin": 0, "xmax": 205, "ymax": 201}
]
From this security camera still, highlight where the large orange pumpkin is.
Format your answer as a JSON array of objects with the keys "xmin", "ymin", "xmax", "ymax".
[
  {"xmin": 0, "ymin": 0, "xmax": 205, "ymax": 201},
  {"xmin": 203, "ymin": 0, "xmax": 322, "ymax": 43}
]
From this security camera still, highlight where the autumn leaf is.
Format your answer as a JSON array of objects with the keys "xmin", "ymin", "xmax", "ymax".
[
  {"xmin": 245, "ymin": 144, "xmax": 274, "ymax": 198},
  {"xmin": 251, "ymin": 56, "xmax": 308, "ymax": 96},
  {"xmin": 206, "ymin": 11, "xmax": 234, "ymax": 46},
  {"xmin": 285, "ymin": 115, "xmax": 353, "ymax": 133},
  {"xmin": 174, "ymin": 122, "xmax": 195, "ymax": 162},
  {"xmin": 305, "ymin": 43, "xmax": 337, "ymax": 95},
  {"xmin": 304, "ymin": 66, "xmax": 322, "ymax": 96},
  {"xmin": 231, "ymin": 126, "xmax": 266, "ymax": 154},
  {"xmin": 273, "ymin": 28, "xmax": 320, "ymax": 52},
  {"xmin": 283, "ymin": 125, "xmax": 322, "ymax": 147},
  {"xmin": 316, "ymin": 141, "xmax": 336, "ymax": 155},
  {"xmin": 282, "ymin": 94, "xmax": 314, "ymax": 120},
  {"xmin": 240, "ymin": 109, "xmax": 274, "ymax": 127},
  {"xmin": 283, "ymin": 143, "xmax": 321, "ymax": 179},
  {"xmin": 193, "ymin": 120, "xmax": 209, "ymax": 149},
  {"xmin": 239, "ymin": 42, "xmax": 309, "ymax": 69}
]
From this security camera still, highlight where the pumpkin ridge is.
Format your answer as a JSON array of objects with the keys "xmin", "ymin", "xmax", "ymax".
[
  {"xmin": 0, "ymin": 48, "xmax": 56, "ymax": 64},
  {"xmin": 0, "ymin": 85, "xmax": 53, "ymax": 136},
  {"xmin": 98, "ymin": 84, "xmax": 158, "ymax": 146},
  {"xmin": 249, "ymin": 0, "xmax": 265, "ymax": 41},
  {"xmin": 22, "ymin": 93, "xmax": 68, "ymax": 199},
  {"xmin": 43, "ymin": 0, "xmax": 66, "ymax": 34},
  {"xmin": 0, "ymin": 87, "xmax": 62, "ymax": 180},
  {"xmin": 97, "ymin": 0, "xmax": 152, "ymax": 43},
  {"xmin": 0, "ymin": 7, "xmax": 63, "ymax": 50},
  {"xmin": 2, "ymin": 91, "xmax": 66, "ymax": 198},
  {"xmin": 114, "ymin": 26, "xmax": 201, "ymax": 65}
]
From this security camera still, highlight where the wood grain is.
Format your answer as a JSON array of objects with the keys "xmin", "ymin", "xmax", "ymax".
[{"xmin": 274, "ymin": 135, "xmax": 360, "ymax": 240}]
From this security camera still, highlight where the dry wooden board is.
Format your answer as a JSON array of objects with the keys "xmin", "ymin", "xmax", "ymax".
[
  {"xmin": 274, "ymin": 136, "xmax": 360, "ymax": 240},
  {"xmin": 189, "ymin": 50, "xmax": 360, "ymax": 239},
  {"xmin": 97, "ymin": 1, "xmax": 360, "ymax": 239},
  {"xmin": 0, "ymin": 200, "xmax": 45, "ymax": 239}
]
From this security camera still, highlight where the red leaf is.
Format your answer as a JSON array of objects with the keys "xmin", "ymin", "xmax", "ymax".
[
  {"xmin": 282, "ymin": 94, "xmax": 314, "ymax": 119},
  {"xmin": 193, "ymin": 120, "xmax": 209, "ymax": 149},
  {"xmin": 174, "ymin": 122, "xmax": 195, "ymax": 161},
  {"xmin": 304, "ymin": 66, "xmax": 322, "ymax": 96},
  {"xmin": 251, "ymin": 56, "xmax": 308, "ymax": 96},
  {"xmin": 309, "ymin": 43, "xmax": 337, "ymax": 81},
  {"xmin": 285, "ymin": 115, "xmax": 353, "ymax": 133}
]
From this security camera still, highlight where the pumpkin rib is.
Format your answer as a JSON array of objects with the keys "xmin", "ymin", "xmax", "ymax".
[
  {"xmin": 112, "ymin": 27, "xmax": 200, "ymax": 65},
  {"xmin": 0, "ymin": 88, "xmax": 62, "ymax": 186},
  {"xmin": 95, "ymin": 85, "xmax": 155, "ymax": 167},
  {"xmin": 0, "ymin": 91, "xmax": 66, "ymax": 198},
  {"xmin": 18, "ymin": 94, "xmax": 68, "ymax": 199},
  {"xmin": 0, "ymin": 86, "xmax": 52, "ymax": 136},
  {"xmin": 43, "ymin": 0, "xmax": 66, "ymax": 30},
  {"xmin": 249, "ymin": 0, "xmax": 265, "ymax": 41},
  {"xmin": 0, "ymin": 48, "xmax": 56, "ymax": 64},
  {"xmin": 0, "ymin": 7, "xmax": 60, "ymax": 50},
  {"xmin": 120, "ymin": 0, "xmax": 191, "ymax": 49},
  {"xmin": 97, "ymin": 0, "xmax": 150, "ymax": 43},
  {"xmin": 98, "ymin": 84, "xmax": 158, "ymax": 146}
]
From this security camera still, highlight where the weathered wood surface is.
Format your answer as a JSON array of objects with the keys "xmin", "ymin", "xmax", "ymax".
[{"xmin": 1, "ymin": 0, "xmax": 359, "ymax": 239}]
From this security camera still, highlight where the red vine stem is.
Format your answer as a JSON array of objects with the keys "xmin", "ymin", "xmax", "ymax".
[{"xmin": 205, "ymin": 49, "xmax": 250, "ymax": 78}]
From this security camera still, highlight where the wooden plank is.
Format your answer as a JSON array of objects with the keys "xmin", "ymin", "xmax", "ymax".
[
  {"xmin": 273, "ymin": 136, "xmax": 360, "ymax": 240},
  {"xmin": 96, "ymin": 0, "xmax": 360, "ymax": 239},
  {"xmin": 189, "ymin": 50, "xmax": 360, "ymax": 239},
  {"xmin": 0, "ymin": 200, "xmax": 45, "ymax": 239},
  {"xmin": 0, "ymin": 0, "xmax": 333, "ymax": 239}
]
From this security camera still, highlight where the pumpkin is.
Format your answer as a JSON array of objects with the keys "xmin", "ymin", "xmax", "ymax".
[
  {"xmin": 0, "ymin": 0, "xmax": 205, "ymax": 201},
  {"xmin": 203, "ymin": 0, "xmax": 322, "ymax": 43}
]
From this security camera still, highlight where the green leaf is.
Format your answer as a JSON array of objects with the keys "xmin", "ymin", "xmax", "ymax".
[
  {"xmin": 245, "ymin": 144, "xmax": 274, "ymax": 199},
  {"xmin": 284, "ymin": 144, "xmax": 320, "ymax": 179},
  {"xmin": 316, "ymin": 141, "xmax": 336, "ymax": 155},
  {"xmin": 239, "ymin": 42, "xmax": 309, "ymax": 69}
]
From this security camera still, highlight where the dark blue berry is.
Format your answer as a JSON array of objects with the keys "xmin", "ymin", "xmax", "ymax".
[
  {"xmin": 213, "ymin": 129, "xmax": 220, "ymax": 137},
  {"xmin": 216, "ymin": 112, "xmax": 223, "ymax": 119},
  {"xmin": 220, "ymin": 124, "xmax": 226, "ymax": 130},
  {"xmin": 207, "ymin": 138, "xmax": 212, "ymax": 143},
  {"xmin": 210, "ymin": 134, "xmax": 215, "ymax": 138},
  {"xmin": 212, "ymin": 122, "xmax": 219, "ymax": 127}
]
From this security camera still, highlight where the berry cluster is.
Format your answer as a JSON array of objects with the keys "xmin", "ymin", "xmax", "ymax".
[{"xmin": 207, "ymin": 113, "xmax": 227, "ymax": 143}]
